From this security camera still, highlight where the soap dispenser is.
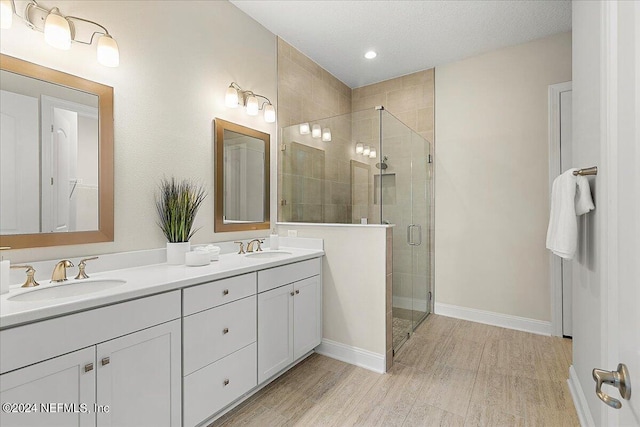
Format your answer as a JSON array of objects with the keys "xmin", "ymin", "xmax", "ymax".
[{"xmin": 270, "ymin": 228, "xmax": 279, "ymax": 250}]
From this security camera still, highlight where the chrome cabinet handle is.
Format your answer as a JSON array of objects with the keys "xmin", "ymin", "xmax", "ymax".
[
  {"xmin": 223, "ymin": 327, "xmax": 229, "ymax": 334},
  {"xmin": 101, "ymin": 357, "xmax": 110, "ymax": 366},
  {"xmin": 84, "ymin": 363, "xmax": 94, "ymax": 373},
  {"xmin": 223, "ymin": 379, "xmax": 230, "ymax": 386},
  {"xmin": 223, "ymin": 289, "xmax": 229, "ymax": 296},
  {"xmin": 592, "ymin": 363, "xmax": 631, "ymax": 409}
]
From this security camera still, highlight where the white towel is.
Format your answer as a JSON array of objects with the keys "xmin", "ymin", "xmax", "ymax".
[{"xmin": 546, "ymin": 169, "xmax": 595, "ymax": 259}]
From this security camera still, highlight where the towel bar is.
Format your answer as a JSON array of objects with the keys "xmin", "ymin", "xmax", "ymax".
[{"xmin": 573, "ymin": 166, "xmax": 598, "ymax": 176}]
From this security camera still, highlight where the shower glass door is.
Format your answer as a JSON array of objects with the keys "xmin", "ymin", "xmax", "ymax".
[{"xmin": 380, "ymin": 110, "xmax": 432, "ymax": 352}]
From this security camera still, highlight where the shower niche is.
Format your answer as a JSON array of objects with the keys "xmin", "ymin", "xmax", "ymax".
[{"xmin": 279, "ymin": 107, "xmax": 434, "ymax": 354}]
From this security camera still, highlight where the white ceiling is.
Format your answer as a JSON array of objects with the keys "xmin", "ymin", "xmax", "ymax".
[{"xmin": 230, "ymin": 0, "xmax": 572, "ymax": 88}]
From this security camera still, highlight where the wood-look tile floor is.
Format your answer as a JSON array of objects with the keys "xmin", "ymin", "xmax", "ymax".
[{"xmin": 210, "ymin": 315, "xmax": 579, "ymax": 427}]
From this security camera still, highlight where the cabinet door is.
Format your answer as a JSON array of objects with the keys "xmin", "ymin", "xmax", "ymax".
[
  {"xmin": 0, "ymin": 347, "xmax": 96, "ymax": 427},
  {"xmin": 293, "ymin": 275, "xmax": 322, "ymax": 360},
  {"xmin": 96, "ymin": 320, "xmax": 181, "ymax": 427},
  {"xmin": 258, "ymin": 284, "xmax": 294, "ymax": 383}
]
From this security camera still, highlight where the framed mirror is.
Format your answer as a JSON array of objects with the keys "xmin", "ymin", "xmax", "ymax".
[
  {"xmin": 214, "ymin": 118, "xmax": 270, "ymax": 232},
  {"xmin": 0, "ymin": 54, "xmax": 114, "ymax": 249}
]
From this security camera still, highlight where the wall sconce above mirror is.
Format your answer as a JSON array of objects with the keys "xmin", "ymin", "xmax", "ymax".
[
  {"xmin": 0, "ymin": 0, "xmax": 120, "ymax": 67},
  {"xmin": 214, "ymin": 118, "xmax": 270, "ymax": 232},
  {"xmin": 224, "ymin": 82, "xmax": 275, "ymax": 123},
  {"xmin": 0, "ymin": 54, "xmax": 114, "ymax": 249}
]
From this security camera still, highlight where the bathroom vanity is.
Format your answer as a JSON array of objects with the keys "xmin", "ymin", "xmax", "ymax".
[{"xmin": 0, "ymin": 242, "xmax": 323, "ymax": 427}]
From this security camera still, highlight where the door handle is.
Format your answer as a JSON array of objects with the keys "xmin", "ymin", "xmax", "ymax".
[
  {"xmin": 415, "ymin": 224, "xmax": 422, "ymax": 246},
  {"xmin": 592, "ymin": 363, "xmax": 631, "ymax": 409}
]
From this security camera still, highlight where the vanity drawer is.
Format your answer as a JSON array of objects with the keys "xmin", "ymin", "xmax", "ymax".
[
  {"xmin": 183, "ymin": 295, "xmax": 256, "ymax": 376},
  {"xmin": 183, "ymin": 272, "xmax": 256, "ymax": 315},
  {"xmin": 257, "ymin": 258, "xmax": 321, "ymax": 293},
  {"xmin": 183, "ymin": 342, "xmax": 257, "ymax": 427}
]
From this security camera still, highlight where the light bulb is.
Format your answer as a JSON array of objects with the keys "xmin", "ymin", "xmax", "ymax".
[
  {"xmin": 363, "ymin": 145, "xmax": 371, "ymax": 156},
  {"xmin": 364, "ymin": 51, "xmax": 377, "ymax": 59},
  {"xmin": 97, "ymin": 35, "xmax": 119, "ymax": 67},
  {"xmin": 225, "ymin": 86, "xmax": 239, "ymax": 108},
  {"xmin": 246, "ymin": 95, "xmax": 259, "ymax": 115},
  {"xmin": 355, "ymin": 143, "xmax": 364, "ymax": 154},
  {"xmin": 369, "ymin": 149, "xmax": 377, "ymax": 159},
  {"xmin": 299, "ymin": 123, "xmax": 310, "ymax": 135},
  {"xmin": 0, "ymin": 0, "xmax": 13, "ymax": 30},
  {"xmin": 44, "ymin": 8, "xmax": 71, "ymax": 50},
  {"xmin": 311, "ymin": 124, "xmax": 321, "ymax": 138},
  {"xmin": 322, "ymin": 128, "xmax": 331, "ymax": 142},
  {"xmin": 264, "ymin": 103, "xmax": 276, "ymax": 123}
]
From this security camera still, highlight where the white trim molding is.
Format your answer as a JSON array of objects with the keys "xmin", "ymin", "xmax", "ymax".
[
  {"xmin": 568, "ymin": 365, "xmax": 596, "ymax": 427},
  {"xmin": 434, "ymin": 302, "xmax": 552, "ymax": 336},
  {"xmin": 548, "ymin": 81, "xmax": 573, "ymax": 337},
  {"xmin": 315, "ymin": 339, "xmax": 385, "ymax": 374}
]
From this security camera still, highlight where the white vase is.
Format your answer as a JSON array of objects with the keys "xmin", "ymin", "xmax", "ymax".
[{"xmin": 166, "ymin": 242, "xmax": 190, "ymax": 265}]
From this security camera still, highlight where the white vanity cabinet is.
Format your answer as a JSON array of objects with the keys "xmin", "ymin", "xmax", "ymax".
[
  {"xmin": 182, "ymin": 273, "xmax": 258, "ymax": 427},
  {"xmin": 257, "ymin": 259, "xmax": 322, "ymax": 383},
  {"xmin": 0, "ymin": 291, "xmax": 182, "ymax": 427}
]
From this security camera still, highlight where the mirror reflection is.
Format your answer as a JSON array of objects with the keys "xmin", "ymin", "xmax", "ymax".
[
  {"xmin": 1, "ymin": 70, "xmax": 99, "ymax": 234},
  {"xmin": 214, "ymin": 118, "xmax": 270, "ymax": 232},
  {"xmin": 0, "ymin": 54, "xmax": 113, "ymax": 249}
]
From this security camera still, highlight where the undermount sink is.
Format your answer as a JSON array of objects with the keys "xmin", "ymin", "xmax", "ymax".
[
  {"xmin": 8, "ymin": 279, "xmax": 127, "ymax": 302},
  {"xmin": 244, "ymin": 250, "xmax": 292, "ymax": 259}
]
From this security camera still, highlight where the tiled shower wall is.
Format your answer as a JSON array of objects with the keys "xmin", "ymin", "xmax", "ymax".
[{"xmin": 277, "ymin": 38, "xmax": 353, "ymax": 223}]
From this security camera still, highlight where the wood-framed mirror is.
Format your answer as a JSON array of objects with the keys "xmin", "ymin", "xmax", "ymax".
[
  {"xmin": 214, "ymin": 118, "xmax": 270, "ymax": 232},
  {"xmin": 0, "ymin": 54, "xmax": 114, "ymax": 249}
]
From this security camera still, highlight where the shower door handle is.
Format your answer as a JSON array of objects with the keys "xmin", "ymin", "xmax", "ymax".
[{"xmin": 407, "ymin": 225, "xmax": 421, "ymax": 246}]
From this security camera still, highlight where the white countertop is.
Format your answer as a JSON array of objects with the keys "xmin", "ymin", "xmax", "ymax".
[{"xmin": 0, "ymin": 246, "xmax": 324, "ymax": 329}]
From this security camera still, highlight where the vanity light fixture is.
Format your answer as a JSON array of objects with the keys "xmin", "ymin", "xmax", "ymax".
[
  {"xmin": 369, "ymin": 149, "xmax": 377, "ymax": 159},
  {"xmin": 1, "ymin": 0, "xmax": 120, "ymax": 67},
  {"xmin": 355, "ymin": 143, "xmax": 364, "ymax": 154},
  {"xmin": 299, "ymin": 123, "xmax": 310, "ymax": 135},
  {"xmin": 364, "ymin": 50, "xmax": 377, "ymax": 59},
  {"xmin": 363, "ymin": 145, "xmax": 371, "ymax": 156},
  {"xmin": 322, "ymin": 128, "xmax": 332, "ymax": 142},
  {"xmin": 311, "ymin": 124, "xmax": 322, "ymax": 138},
  {"xmin": 1, "ymin": 0, "xmax": 15, "ymax": 30},
  {"xmin": 225, "ymin": 82, "xmax": 276, "ymax": 123}
]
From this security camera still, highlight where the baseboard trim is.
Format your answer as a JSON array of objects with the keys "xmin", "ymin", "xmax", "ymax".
[
  {"xmin": 568, "ymin": 365, "xmax": 595, "ymax": 427},
  {"xmin": 434, "ymin": 302, "xmax": 552, "ymax": 336},
  {"xmin": 315, "ymin": 339, "xmax": 385, "ymax": 374}
]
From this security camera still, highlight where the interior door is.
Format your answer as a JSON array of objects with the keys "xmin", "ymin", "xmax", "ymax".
[
  {"xmin": 0, "ymin": 90, "xmax": 39, "ymax": 234},
  {"xmin": 609, "ymin": 1, "xmax": 639, "ymax": 424}
]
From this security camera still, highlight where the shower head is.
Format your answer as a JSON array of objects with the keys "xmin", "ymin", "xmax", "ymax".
[{"xmin": 375, "ymin": 155, "xmax": 389, "ymax": 170}]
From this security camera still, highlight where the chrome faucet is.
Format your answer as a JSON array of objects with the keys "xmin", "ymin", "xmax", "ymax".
[
  {"xmin": 246, "ymin": 239, "xmax": 264, "ymax": 253},
  {"xmin": 51, "ymin": 260, "xmax": 74, "ymax": 282}
]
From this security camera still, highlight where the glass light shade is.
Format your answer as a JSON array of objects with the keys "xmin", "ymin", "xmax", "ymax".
[
  {"xmin": 364, "ymin": 50, "xmax": 377, "ymax": 59},
  {"xmin": 0, "ymin": 0, "xmax": 13, "ymax": 30},
  {"xmin": 311, "ymin": 124, "xmax": 321, "ymax": 138},
  {"xmin": 97, "ymin": 35, "xmax": 119, "ymax": 67},
  {"xmin": 355, "ymin": 143, "xmax": 364, "ymax": 154},
  {"xmin": 246, "ymin": 95, "xmax": 259, "ymax": 115},
  {"xmin": 299, "ymin": 123, "xmax": 310, "ymax": 135},
  {"xmin": 44, "ymin": 9, "xmax": 71, "ymax": 50},
  {"xmin": 363, "ymin": 145, "xmax": 371, "ymax": 156},
  {"xmin": 322, "ymin": 128, "xmax": 331, "ymax": 142},
  {"xmin": 264, "ymin": 103, "xmax": 276, "ymax": 123},
  {"xmin": 225, "ymin": 86, "xmax": 239, "ymax": 108},
  {"xmin": 369, "ymin": 149, "xmax": 377, "ymax": 159}
]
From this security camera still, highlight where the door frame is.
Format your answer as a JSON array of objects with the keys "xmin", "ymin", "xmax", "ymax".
[{"xmin": 548, "ymin": 81, "xmax": 573, "ymax": 337}]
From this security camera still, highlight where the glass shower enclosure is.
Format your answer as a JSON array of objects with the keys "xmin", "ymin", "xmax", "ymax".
[{"xmin": 279, "ymin": 107, "xmax": 433, "ymax": 352}]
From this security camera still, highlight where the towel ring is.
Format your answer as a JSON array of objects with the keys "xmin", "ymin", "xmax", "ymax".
[{"xmin": 573, "ymin": 166, "xmax": 598, "ymax": 176}]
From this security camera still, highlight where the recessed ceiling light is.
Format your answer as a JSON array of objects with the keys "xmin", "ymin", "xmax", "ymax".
[{"xmin": 364, "ymin": 50, "xmax": 377, "ymax": 59}]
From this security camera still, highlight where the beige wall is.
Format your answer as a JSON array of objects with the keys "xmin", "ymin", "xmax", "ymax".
[
  {"xmin": 278, "ymin": 224, "xmax": 389, "ymax": 355},
  {"xmin": 434, "ymin": 32, "xmax": 572, "ymax": 322},
  {"xmin": 2, "ymin": 1, "xmax": 277, "ymax": 263}
]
